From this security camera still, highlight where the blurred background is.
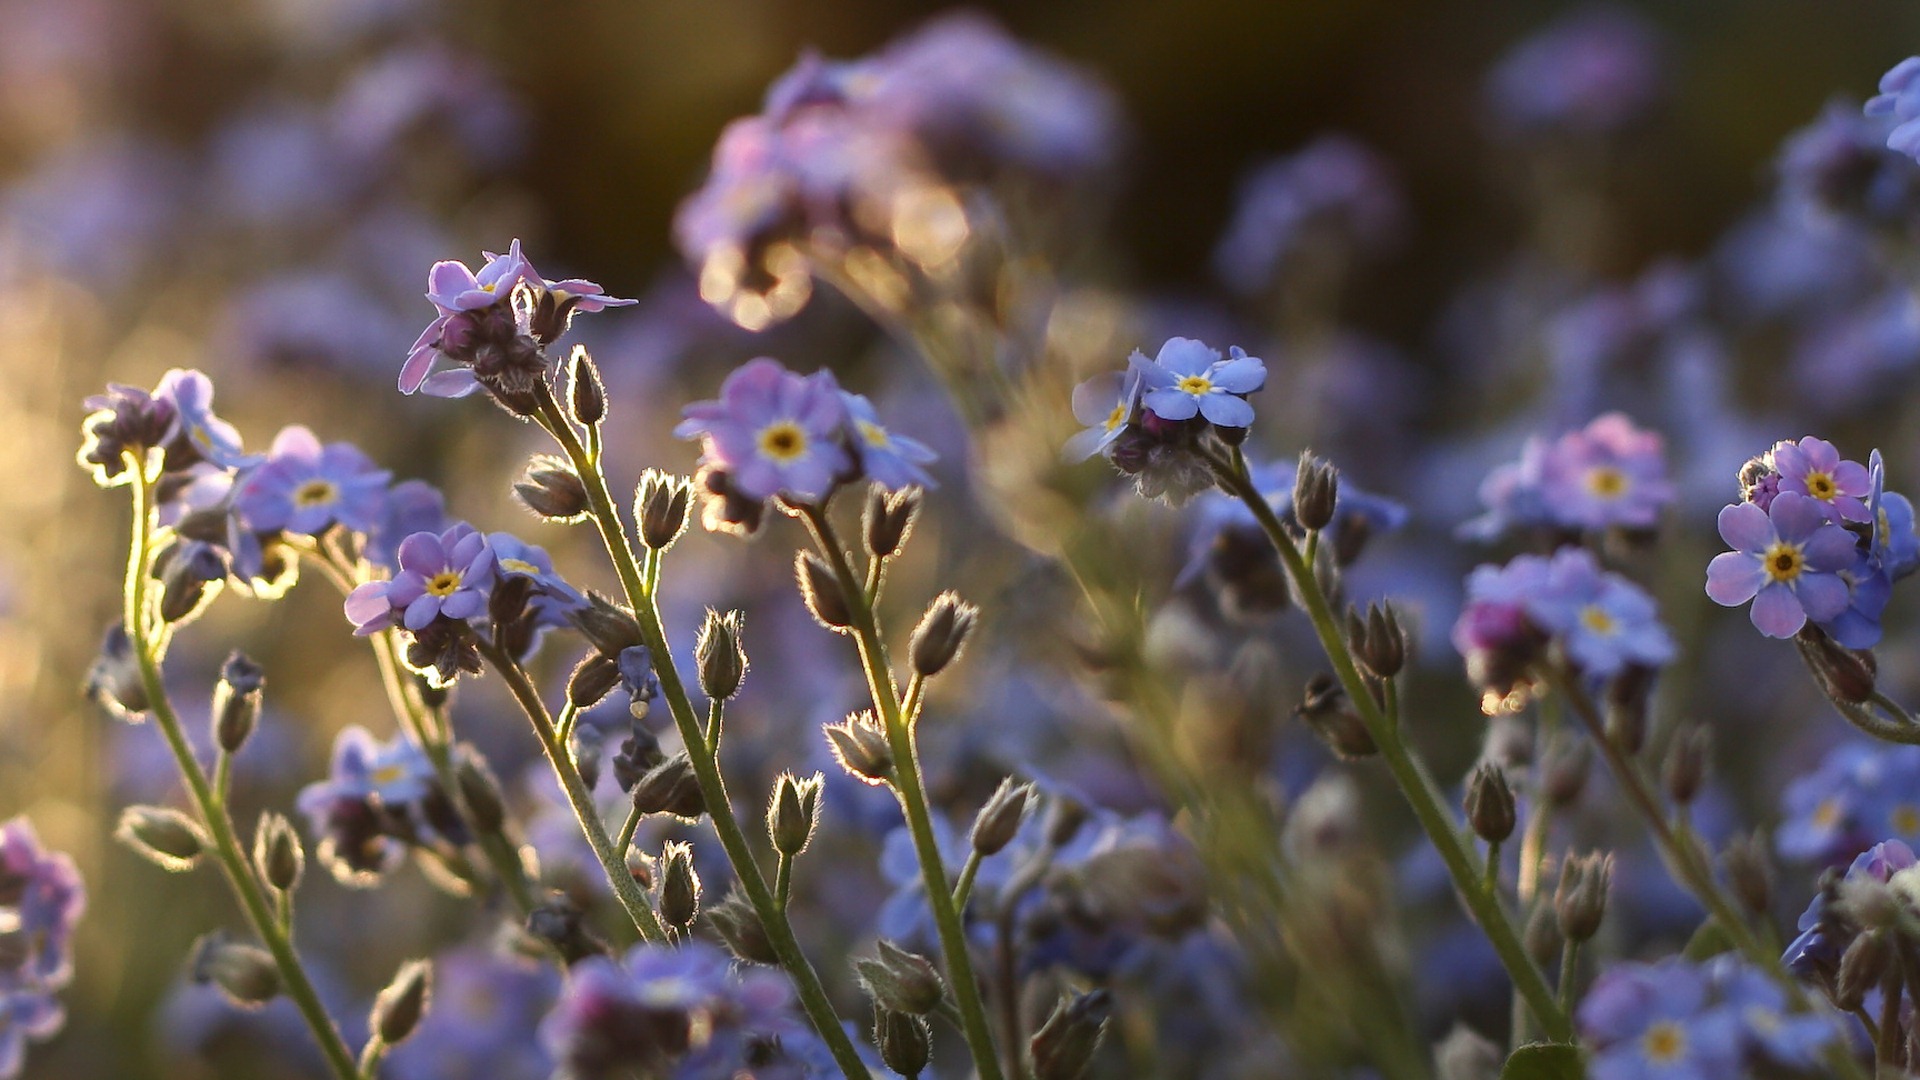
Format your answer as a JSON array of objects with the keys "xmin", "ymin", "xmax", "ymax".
[{"xmin": 8, "ymin": 0, "xmax": 1920, "ymax": 1076}]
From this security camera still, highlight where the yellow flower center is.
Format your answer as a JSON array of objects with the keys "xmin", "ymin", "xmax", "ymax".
[
  {"xmin": 1579, "ymin": 605, "xmax": 1617, "ymax": 636},
  {"xmin": 1104, "ymin": 402, "xmax": 1126, "ymax": 432},
  {"xmin": 758, "ymin": 421, "xmax": 808, "ymax": 464},
  {"xmin": 498, "ymin": 557, "xmax": 540, "ymax": 577},
  {"xmin": 1806, "ymin": 471, "xmax": 1838, "ymax": 501},
  {"xmin": 1642, "ymin": 1021, "xmax": 1686, "ymax": 1063},
  {"xmin": 1586, "ymin": 466, "xmax": 1628, "ymax": 499},
  {"xmin": 1177, "ymin": 375, "xmax": 1213, "ymax": 396},
  {"xmin": 1763, "ymin": 541, "xmax": 1803, "ymax": 583},
  {"xmin": 857, "ymin": 420, "xmax": 891, "ymax": 449},
  {"xmin": 1813, "ymin": 798, "xmax": 1842, "ymax": 830},
  {"xmin": 293, "ymin": 478, "xmax": 338, "ymax": 508},
  {"xmin": 371, "ymin": 763, "xmax": 408, "ymax": 787},
  {"xmin": 1895, "ymin": 804, "xmax": 1920, "ymax": 836},
  {"xmin": 426, "ymin": 571, "xmax": 463, "ymax": 597}
]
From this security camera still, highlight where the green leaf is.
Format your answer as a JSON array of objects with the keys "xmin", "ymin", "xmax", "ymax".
[
  {"xmin": 1681, "ymin": 917, "xmax": 1736, "ymax": 961},
  {"xmin": 1500, "ymin": 1042, "xmax": 1585, "ymax": 1080}
]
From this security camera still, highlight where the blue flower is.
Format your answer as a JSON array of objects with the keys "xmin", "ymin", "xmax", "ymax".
[
  {"xmin": 1779, "ymin": 741, "xmax": 1920, "ymax": 866},
  {"xmin": 1065, "ymin": 366, "xmax": 1143, "ymax": 462},
  {"xmin": 1705, "ymin": 491, "xmax": 1856, "ymax": 639},
  {"xmin": 1870, "ymin": 450, "xmax": 1919, "ymax": 581},
  {"xmin": 1132, "ymin": 337, "xmax": 1267, "ymax": 428},
  {"xmin": 344, "ymin": 524, "xmax": 497, "ymax": 636},
  {"xmin": 153, "ymin": 368, "xmax": 258, "ymax": 470},
  {"xmin": 232, "ymin": 425, "xmax": 390, "ymax": 538},
  {"xmin": 675, "ymin": 358, "xmax": 854, "ymax": 503},
  {"xmin": 1784, "ymin": 840, "xmax": 1916, "ymax": 978},
  {"xmin": 1866, "ymin": 56, "xmax": 1920, "ymax": 161},
  {"xmin": 1530, "ymin": 548, "xmax": 1675, "ymax": 680},
  {"xmin": 840, "ymin": 390, "xmax": 937, "ymax": 490},
  {"xmin": 487, "ymin": 532, "xmax": 586, "ymax": 629},
  {"xmin": 1577, "ymin": 958, "xmax": 1745, "ymax": 1080},
  {"xmin": 384, "ymin": 947, "xmax": 558, "ymax": 1080}
]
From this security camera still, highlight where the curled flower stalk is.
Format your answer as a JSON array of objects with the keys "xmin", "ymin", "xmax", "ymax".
[
  {"xmin": 797, "ymin": 501, "xmax": 1007, "ymax": 1080},
  {"xmin": 526, "ymin": 381, "xmax": 870, "ymax": 1080},
  {"xmin": 1197, "ymin": 444, "xmax": 1576, "ymax": 1044},
  {"xmin": 118, "ymin": 453, "xmax": 361, "ymax": 1080}
]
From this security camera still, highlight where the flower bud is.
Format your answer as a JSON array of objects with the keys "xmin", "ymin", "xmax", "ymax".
[
  {"xmin": 1463, "ymin": 764, "xmax": 1516, "ymax": 845},
  {"xmin": 1604, "ymin": 664, "xmax": 1657, "ymax": 755},
  {"xmin": 1360, "ymin": 603, "xmax": 1407, "ymax": 679},
  {"xmin": 1721, "ymin": 833, "xmax": 1772, "ymax": 917},
  {"xmin": 566, "ymin": 345, "xmax": 605, "ymax": 426},
  {"xmin": 631, "ymin": 754, "xmax": 705, "ymax": 820},
  {"xmin": 212, "ymin": 652, "xmax": 265, "ymax": 755},
  {"xmin": 371, "ymin": 960, "xmax": 433, "ymax": 1046},
  {"xmin": 1836, "ymin": 929, "xmax": 1892, "ymax": 1011},
  {"xmin": 191, "ymin": 932, "xmax": 280, "ymax": 1007},
  {"xmin": 611, "ymin": 727, "xmax": 665, "ymax": 794},
  {"xmin": 636, "ymin": 469, "xmax": 693, "ymax": 552},
  {"xmin": 767, "ymin": 773, "xmax": 822, "ymax": 858},
  {"xmin": 1292, "ymin": 452, "xmax": 1339, "ymax": 532},
  {"xmin": 569, "ymin": 594, "xmax": 645, "ymax": 655},
  {"xmin": 1663, "ymin": 725, "xmax": 1711, "ymax": 806},
  {"xmin": 155, "ymin": 540, "xmax": 227, "ymax": 624},
  {"xmin": 1797, "ymin": 625, "xmax": 1877, "ymax": 706},
  {"xmin": 1553, "ymin": 852, "xmax": 1613, "ymax": 943},
  {"xmin": 252, "ymin": 812, "xmax": 304, "ymax": 893},
  {"xmin": 825, "ymin": 713, "xmax": 893, "ymax": 783},
  {"xmin": 875, "ymin": 1006, "xmax": 932, "ymax": 1078},
  {"xmin": 857, "ymin": 940, "xmax": 946, "ymax": 1016},
  {"xmin": 1541, "ymin": 736, "xmax": 1590, "ymax": 807},
  {"xmin": 85, "ymin": 623, "xmax": 151, "ymax": 718},
  {"xmin": 910, "ymin": 592, "xmax": 977, "ymax": 678},
  {"xmin": 695, "ymin": 609, "xmax": 748, "ymax": 701},
  {"xmin": 971, "ymin": 778, "xmax": 1031, "ymax": 857},
  {"xmin": 658, "ymin": 841, "xmax": 701, "ymax": 930},
  {"xmin": 864, "ymin": 485, "xmax": 921, "ymax": 560},
  {"xmin": 116, "ymin": 805, "xmax": 207, "ymax": 871},
  {"xmin": 1030, "ymin": 989, "xmax": 1112, "ymax": 1080},
  {"xmin": 796, "ymin": 552, "xmax": 852, "ymax": 631},
  {"xmin": 1523, "ymin": 901, "xmax": 1560, "ymax": 965},
  {"xmin": 1433, "ymin": 1024, "xmax": 1501, "ymax": 1080},
  {"xmin": 527, "ymin": 892, "xmax": 607, "ymax": 965},
  {"xmin": 454, "ymin": 754, "xmax": 507, "ymax": 834},
  {"xmin": 1045, "ymin": 791, "xmax": 1090, "ymax": 848},
  {"xmin": 707, "ymin": 892, "xmax": 779, "ymax": 965},
  {"xmin": 513, "ymin": 456, "xmax": 590, "ymax": 521},
  {"xmin": 1296, "ymin": 674, "xmax": 1375, "ymax": 759}
]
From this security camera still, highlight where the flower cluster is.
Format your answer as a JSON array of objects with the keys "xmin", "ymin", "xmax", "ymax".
[
  {"xmin": 1783, "ymin": 839, "xmax": 1915, "ymax": 987},
  {"xmin": 1068, "ymin": 337, "xmax": 1268, "ymax": 503},
  {"xmin": 675, "ymin": 357, "xmax": 935, "ymax": 535},
  {"xmin": 1454, "ymin": 547, "xmax": 1674, "ymax": 709},
  {"xmin": 1211, "ymin": 135, "xmax": 1405, "ymax": 295},
  {"xmin": 0, "ymin": 819, "xmax": 84, "ymax": 1078},
  {"xmin": 1463, "ymin": 412, "xmax": 1675, "ymax": 540},
  {"xmin": 1706, "ymin": 438, "xmax": 1917, "ymax": 647},
  {"xmin": 402, "ymin": 239, "xmax": 633, "ymax": 404},
  {"xmin": 1868, "ymin": 57, "xmax": 1920, "ymax": 163},
  {"xmin": 537, "ymin": 941, "xmax": 833, "ymax": 1080},
  {"xmin": 1483, "ymin": 5, "xmax": 1666, "ymax": 138},
  {"xmin": 674, "ymin": 13, "xmax": 1119, "ymax": 329},
  {"xmin": 295, "ymin": 727, "xmax": 466, "ymax": 886},
  {"xmin": 1577, "ymin": 955, "xmax": 1837, "ymax": 1078},
  {"xmin": 1778, "ymin": 740, "xmax": 1920, "ymax": 867}
]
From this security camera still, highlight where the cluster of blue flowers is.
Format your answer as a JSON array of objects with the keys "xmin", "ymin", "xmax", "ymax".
[
  {"xmin": 0, "ymin": 821, "xmax": 83, "ymax": 1077},
  {"xmin": 1777, "ymin": 741, "xmax": 1920, "ymax": 868},
  {"xmin": 1463, "ymin": 412, "xmax": 1676, "ymax": 540},
  {"xmin": 1069, "ymin": 336, "xmax": 1269, "ymax": 502},
  {"xmin": 1577, "ymin": 956, "xmax": 1838, "ymax": 1079}
]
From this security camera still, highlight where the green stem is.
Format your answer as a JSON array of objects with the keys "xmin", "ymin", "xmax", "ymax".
[
  {"xmin": 615, "ymin": 803, "xmax": 645, "ymax": 859},
  {"xmin": 530, "ymin": 385, "xmax": 867, "ymax": 1080},
  {"xmin": 1201, "ymin": 447, "xmax": 1573, "ymax": 1044},
  {"xmin": 952, "ymin": 850, "xmax": 984, "ymax": 913},
  {"xmin": 479, "ymin": 642, "xmax": 669, "ymax": 943},
  {"xmin": 120, "ymin": 461, "xmax": 361, "ymax": 1080},
  {"xmin": 1558, "ymin": 940, "xmax": 1579, "ymax": 1015},
  {"xmin": 776, "ymin": 854, "xmax": 794, "ymax": 911},
  {"xmin": 799, "ymin": 503, "xmax": 1006, "ymax": 1080},
  {"xmin": 356, "ymin": 1036, "xmax": 387, "ymax": 1080}
]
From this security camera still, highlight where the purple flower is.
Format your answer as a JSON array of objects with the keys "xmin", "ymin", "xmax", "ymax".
[
  {"xmin": 384, "ymin": 948, "xmax": 558, "ymax": 1080},
  {"xmin": 1704, "ymin": 492, "xmax": 1856, "ymax": 638},
  {"xmin": 1577, "ymin": 959, "xmax": 1743, "ymax": 1080},
  {"xmin": 1453, "ymin": 555, "xmax": 1554, "ymax": 705},
  {"xmin": 364, "ymin": 480, "xmax": 448, "ymax": 572},
  {"xmin": 1771, "ymin": 436, "xmax": 1870, "ymax": 524},
  {"xmin": 1538, "ymin": 413, "xmax": 1675, "ymax": 530},
  {"xmin": 0, "ymin": 817, "xmax": 85, "ymax": 991},
  {"xmin": 1530, "ymin": 548, "xmax": 1675, "ymax": 679},
  {"xmin": 1779, "ymin": 741, "xmax": 1920, "ymax": 866},
  {"xmin": 424, "ymin": 241, "xmax": 530, "ymax": 314},
  {"xmin": 1706, "ymin": 956, "xmax": 1838, "ymax": 1069},
  {"xmin": 1871, "ymin": 450, "xmax": 1920, "ymax": 580},
  {"xmin": 1211, "ymin": 135, "xmax": 1405, "ymax": 293},
  {"xmin": 297, "ymin": 726, "xmax": 436, "ymax": 811},
  {"xmin": 1066, "ymin": 366, "xmax": 1144, "ymax": 462},
  {"xmin": 674, "ymin": 358, "xmax": 853, "ymax": 502},
  {"xmin": 232, "ymin": 425, "xmax": 390, "ymax": 538},
  {"xmin": 1778, "ymin": 100, "xmax": 1920, "ymax": 228},
  {"xmin": 0, "ymin": 991, "xmax": 64, "ymax": 1080},
  {"xmin": 295, "ymin": 726, "xmax": 450, "ymax": 884},
  {"xmin": 487, "ymin": 531, "xmax": 585, "ymax": 629},
  {"xmin": 841, "ymin": 391, "xmax": 937, "ymax": 490},
  {"xmin": 1784, "ymin": 839, "xmax": 1917, "ymax": 977},
  {"xmin": 1132, "ymin": 338, "xmax": 1267, "ymax": 428},
  {"xmin": 344, "ymin": 524, "xmax": 496, "ymax": 635},
  {"xmin": 77, "ymin": 380, "xmax": 177, "ymax": 486},
  {"xmin": 153, "ymin": 369, "xmax": 257, "ymax": 470},
  {"xmin": 1485, "ymin": 6, "xmax": 1666, "ymax": 138},
  {"xmin": 1867, "ymin": 56, "xmax": 1920, "ymax": 161}
]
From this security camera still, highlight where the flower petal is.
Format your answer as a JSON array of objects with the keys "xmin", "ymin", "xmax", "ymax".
[{"xmin": 1750, "ymin": 583, "xmax": 1808, "ymax": 638}]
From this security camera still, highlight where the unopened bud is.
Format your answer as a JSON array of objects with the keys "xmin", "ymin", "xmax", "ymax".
[
  {"xmin": 1433, "ymin": 1024, "xmax": 1501, "ymax": 1080},
  {"xmin": 1524, "ymin": 901, "xmax": 1560, "ymax": 965},
  {"xmin": 636, "ymin": 470, "xmax": 693, "ymax": 552},
  {"xmin": 1553, "ymin": 852, "xmax": 1613, "ymax": 943},
  {"xmin": 1463, "ymin": 764, "xmax": 1516, "ymax": 845},
  {"xmin": 910, "ymin": 593, "xmax": 977, "ymax": 678},
  {"xmin": 1030, "ymin": 989, "xmax": 1112, "ymax": 1080},
  {"xmin": 826, "ymin": 713, "xmax": 893, "ymax": 783},
  {"xmin": 796, "ymin": 552, "xmax": 852, "ymax": 630},
  {"xmin": 971, "ymin": 778, "xmax": 1031, "ymax": 857},
  {"xmin": 1296, "ymin": 673, "xmax": 1375, "ymax": 759},
  {"xmin": 696, "ymin": 609, "xmax": 748, "ymax": 701},
  {"xmin": 1541, "ymin": 736, "xmax": 1590, "ymax": 807},
  {"xmin": 116, "ymin": 805, "xmax": 207, "ymax": 871},
  {"xmin": 252, "ymin": 812, "xmax": 304, "ymax": 892},
  {"xmin": 1663, "ymin": 726, "xmax": 1711, "ymax": 806},
  {"xmin": 569, "ymin": 594, "xmax": 645, "ymax": 655},
  {"xmin": 1045, "ymin": 792, "xmax": 1090, "ymax": 848},
  {"xmin": 1836, "ymin": 929, "xmax": 1892, "ymax": 1011},
  {"xmin": 1604, "ymin": 664, "xmax": 1657, "ymax": 755},
  {"xmin": 864, "ymin": 485, "xmax": 921, "ymax": 560},
  {"xmin": 658, "ymin": 841, "xmax": 701, "ymax": 930},
  {"xmin": 212, "ymin": 652, "xmax": 264, "ymax": 754},
  {"xmin": 769, "ymin": 773, "xmax": 822, "ymax": 858},
  {"xmin": 454, "ymin": 754, "xmax": 506, "ymax": 834},
  {"xmin": 1797, "ymin": 626, "xmax": 1877, "ymax": 706},
  {"xmin": 513, "ymin": 456, "xmax": 589, "ymax": 521},
  {"xmin": 527, "ymin": 892, "xmax": 607, "ymax": 965},
  {"xmin": 1292, "ymin": 452, "xmax": 1339, "ymax": 533},
  {"xmin": 857, "ymin": 940, "xmax": 946, "ymax": 1015},
  {"xmin": 371, "ymin": 959, "xmax": 433, "ymax": 1045},
  {"xmin": 156, "ymin": 541, "xmax": 226, "ymax": 624},
  {"xmin": 875, "ymin": 1006, "xmax": 932, "ymax": 1078},
  {"xmin": 566, "ymin": 652, "xmax": 621, "ymax": 709},
  {"xmin": 707, "ymin": 892, "xmax": 779, "ymax": 965},
  {"xmin": 191, "ymin": 933, "xmax": 280, "ymax": 1007},
  {"xmin": 631, "ymin": 754, "xmax": 705, "ymax": 820},
  {"xmin": 567, "ymin": 345, "xmax": 605, "ymax": 425},
  {"xmin": 1721, "ymin": 834, "xmax": 1772, "ymax": 917},
  {"xmin": 1361, "ymin": 603, "xmax": 1407, "ymax": 678}
]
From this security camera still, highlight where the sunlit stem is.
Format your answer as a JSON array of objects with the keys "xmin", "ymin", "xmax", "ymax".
[
  {"xmin": 1198, "ymin": 444, "xmax": 1574, "ymax": 1044},
  {"xmin": 356, "ymin": 1036, "xmax": 387, "ymax": 1080},
  {"xmin": 798, "ymin": 501, "xmax": 1007, "ymax": 1080},
  {"xmin": 952, "ymin": 850, "xmax": 984, "ymax": 913},
  {"xmin": 121, "ymin": 458, "xmax": 361, "ymax": 1080},
  {"xmin": 528, "ymin": 383, "xmax": 868, "ymax": 1080}
]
